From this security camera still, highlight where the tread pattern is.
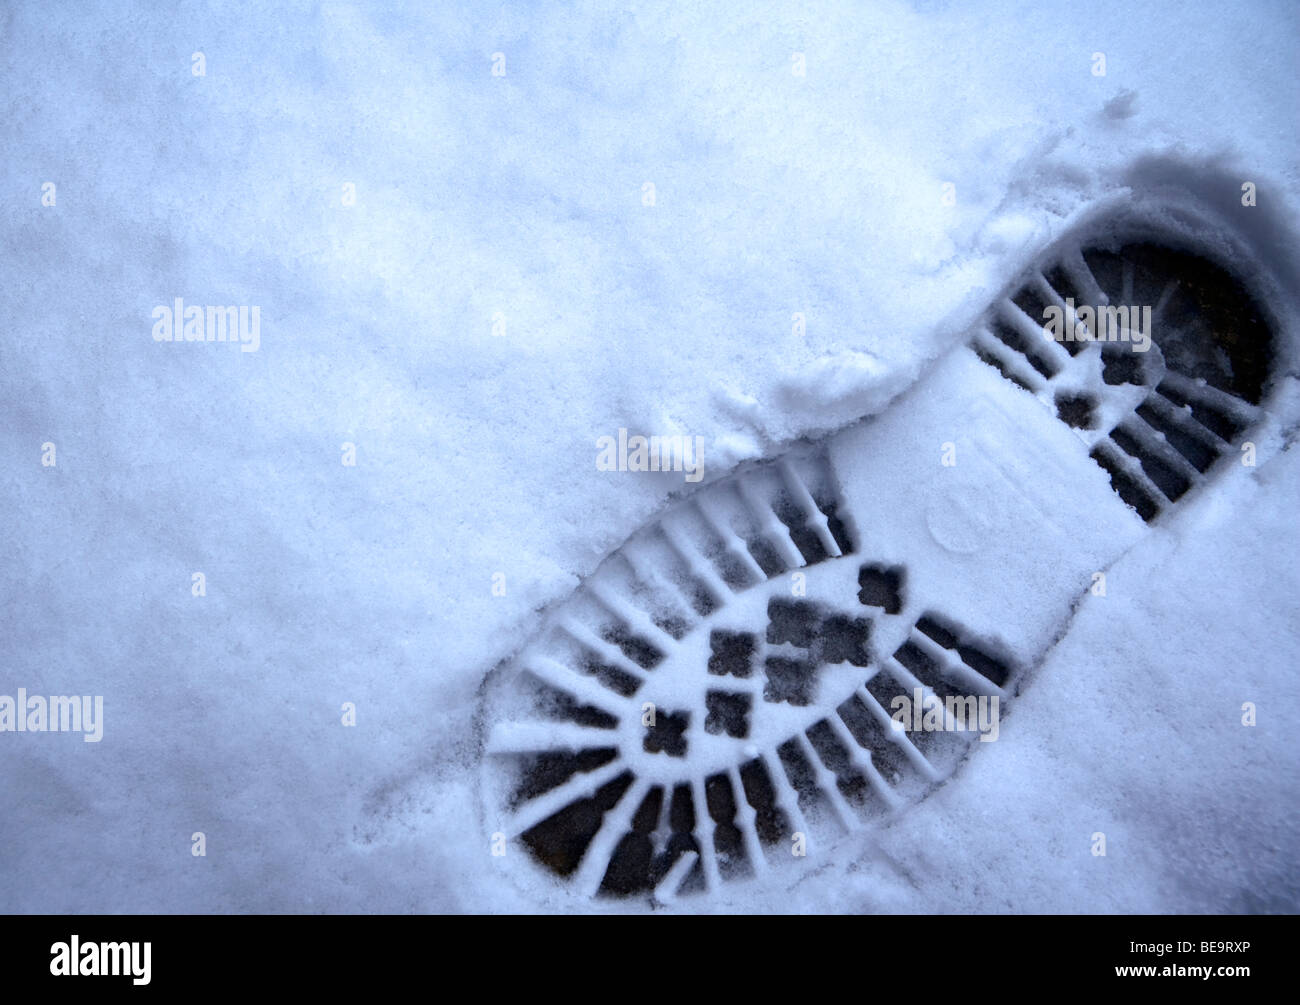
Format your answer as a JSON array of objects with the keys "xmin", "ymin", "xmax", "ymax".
[
  {"xmin": 483, "ymin": 451, "xmax": 1016, "ymax": 902},
  {"xmin": 970, "ymin": 241, "xmax": 1272, "ymax": 522},
  {"xmin": 481, "ymin": 227, "xmax": 1280, "ymax": 905}
]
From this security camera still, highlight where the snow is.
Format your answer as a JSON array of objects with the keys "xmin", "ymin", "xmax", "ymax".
[{"xmin": 1, "ymin": 0, "xmax": 1297, "ymax": 913}]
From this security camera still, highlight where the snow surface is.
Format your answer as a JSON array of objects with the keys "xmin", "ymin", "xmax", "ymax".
[{"xmin": 1, "ymin": 0, "xmax": 1297, "ymax": 912}]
